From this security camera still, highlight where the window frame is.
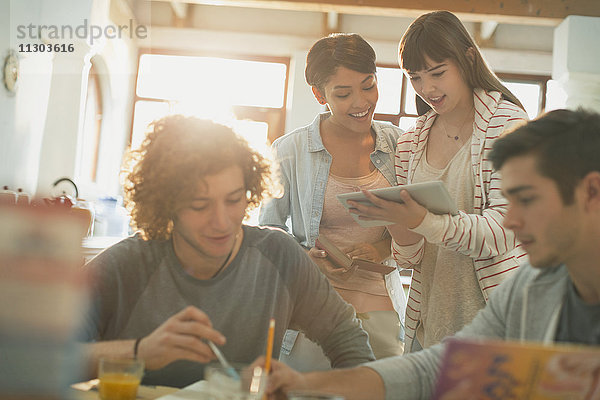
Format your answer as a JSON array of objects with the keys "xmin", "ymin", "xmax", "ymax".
[
  {"xmin": 373, "ymin": 64, "xmax": 551, "ymax": 126},
  {"xmin": 131, "ymin": 48, "xmax": 290, "ymax": 145},
  {"xmin": 496, "ymin": 72, "xmax": 551, "ymax": 114},
  {"xmin": 79, "ymin": 62, "xmax": 104, "ymax": 183},
  {"xmin": 374, "ymin": 63, "xmax": 418, "ymax": 126}
]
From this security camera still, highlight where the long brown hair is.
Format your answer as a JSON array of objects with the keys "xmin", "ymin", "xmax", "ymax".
[{"xmin": 399, "ymin": 11, "xmax": 524, "ymax": 115}]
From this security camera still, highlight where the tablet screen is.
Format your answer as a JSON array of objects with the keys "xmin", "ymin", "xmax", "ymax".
[{"xmin": 336, "ymin": 181, "xmax": 458, "ymax": 227}]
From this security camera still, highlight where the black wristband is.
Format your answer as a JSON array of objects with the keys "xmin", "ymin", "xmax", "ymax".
[{"xmin": 133, "ymin": 337, "xmax": 143, "ymax": 359}]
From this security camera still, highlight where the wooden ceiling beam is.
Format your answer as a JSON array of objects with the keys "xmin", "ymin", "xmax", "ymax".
[{"xmin": 159, "ymin": 0, "xmax": 600, "ymax": 26}]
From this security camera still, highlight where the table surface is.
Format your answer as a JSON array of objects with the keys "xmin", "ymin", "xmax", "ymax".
[{"xmin": 70, "ymin": 384, "xmax": 178, "ymax": 400}]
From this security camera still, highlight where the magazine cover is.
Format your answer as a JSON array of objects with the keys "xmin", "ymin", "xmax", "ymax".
[{"xmin": 432, "ymin": 338, "xmax": 600, "ymax": 400}]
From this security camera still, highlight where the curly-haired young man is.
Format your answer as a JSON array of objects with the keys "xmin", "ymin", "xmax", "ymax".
[{"xmin": 82, "ymin": 116, "xmax": 374, "ymax": 387}]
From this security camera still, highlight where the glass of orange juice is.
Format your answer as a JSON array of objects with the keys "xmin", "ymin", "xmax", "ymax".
[{"xmin": 98, "ymin": 357, "xmax": 144, "ymax": 400}]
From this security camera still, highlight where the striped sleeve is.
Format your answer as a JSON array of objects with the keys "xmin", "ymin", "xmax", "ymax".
[
  {"xmin": 391, "ymin": 238, "xmax": 425, "ymax": 268},
  {"xmin": 394, "ymin": 129, "xmax": 415, "ymax": 184},
  {"xmin": 408, "ymin": 209, "xmax": 515, "ymax": 260},
  {"xmin": 409, "ymin": 107, "xmax": 526, "ymax": 260},
  {"xmin": 391, "ymin": 126, "xmax": 426, "ymax": 268}
]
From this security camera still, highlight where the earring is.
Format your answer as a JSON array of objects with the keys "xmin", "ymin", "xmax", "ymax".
[{"xmin": 317, "ymin": 97, "xmax": 326, "ymax": 105}]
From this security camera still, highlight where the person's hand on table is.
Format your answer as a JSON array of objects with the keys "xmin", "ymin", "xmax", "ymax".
[
  {"xmin": 136, "ymin": 305, "xmax": 226, "ymax": 370},
  {"xmin": 251, "ymin": 357, "xmax": 307, "ymax": 399},
  {"xmin": 348, "ymin": 189, "xmax": 427, "ymax": 229}
]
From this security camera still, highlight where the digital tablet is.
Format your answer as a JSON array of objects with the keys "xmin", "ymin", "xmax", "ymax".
[{"xmin": 336, "ymin": 180, "xmax": 459, "ymax": 227}]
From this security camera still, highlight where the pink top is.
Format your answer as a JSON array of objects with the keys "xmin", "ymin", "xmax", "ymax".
[{"xmin": 319, "ymin": 168, "xmax": 393, "ymax": 312}]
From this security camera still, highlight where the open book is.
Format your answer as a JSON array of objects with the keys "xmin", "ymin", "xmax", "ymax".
[
  {"xmin": 432, "ymin": 338, "xmax": 600, "ymax": 400},
  {"xmin": 315, "ymin": 234, "xmax": 395, "ymax": 275}
]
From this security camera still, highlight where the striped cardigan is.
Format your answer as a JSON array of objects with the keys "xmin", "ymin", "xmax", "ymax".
[{"xmin": 392, "ymin": 88, "xmax": 528, "ymax": 353}]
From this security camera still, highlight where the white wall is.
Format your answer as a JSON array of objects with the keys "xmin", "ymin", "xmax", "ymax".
[
  {"xmin": 75, "ymin": 0, "xmax": 139, "ymax": 199},
  {"xmin": 552, "ymin": 15, "xmax": 600, "ymax": 112},
  {"xmin": 0, "ymin": 0, "xmax": 53, "ymax": 195},
  {"xmin": 285, "ymin": 50, "xmax": 324, "ymax": 132},
  {"xmin": 0, "ymin": 0, "xmax": 138, "ymax": 198}
]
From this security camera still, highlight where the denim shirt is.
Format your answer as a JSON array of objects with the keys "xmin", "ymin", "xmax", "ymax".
[
  {"xmin": 259, "ymin": 112, "xmax": 399, "ymax": 246},
  {"xmin": 259, "ymin": 112, "xmax": 407, "ymax": 331}
]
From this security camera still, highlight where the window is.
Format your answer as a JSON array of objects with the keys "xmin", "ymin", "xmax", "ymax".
[
  {"xmin": 544, "ymin": 79, "xmax": 568, "ymax": 111},
  {"xmin": 498, "ymin": 73, "xmax": 550, "ymax": 119},
  {"xmin": 375, "ymin": 67, "xmax": 402, "ymax": 115},
  {"xmin": 374, "ymin": 65, "xmax": 418, "ymax": 130},
  {"xmin": 374, "ymin": 65, "xmax": 550, "ymax": 128},
  {"xmin": 131, "ymin": 50, "xmax": 289, "ymax": 155}
]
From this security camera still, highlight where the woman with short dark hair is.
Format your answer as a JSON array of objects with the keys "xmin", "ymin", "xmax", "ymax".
[{"xmin": 260, "ymin": 33, "xmax": 406, "ymax": 368}]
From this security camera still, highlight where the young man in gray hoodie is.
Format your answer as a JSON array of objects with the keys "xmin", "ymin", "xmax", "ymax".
[{"xmin": 263, "ymin": 108, "xmax": 600, "ymax": 400}]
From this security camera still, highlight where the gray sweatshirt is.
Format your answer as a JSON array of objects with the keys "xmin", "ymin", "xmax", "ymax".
[
  {"xmin": 83, "ymin": 225, "xmax": 374, "ymax": 387},
  {"xmin": 366, "ymin": 264, "xmax": 571, "ymax": 399}
]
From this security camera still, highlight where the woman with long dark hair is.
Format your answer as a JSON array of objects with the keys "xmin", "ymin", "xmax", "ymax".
[{"xmin": 351, "ymin": 11, "xmax": 528, "ymax": 353}]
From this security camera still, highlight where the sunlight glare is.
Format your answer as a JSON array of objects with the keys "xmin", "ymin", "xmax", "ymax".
[
  {"xmin": 136, "ymin": 54, "xmax": 286, "ymax": 108},
  {"xmin": 375, "ymin": 67, "xmax": 403, "ymax": 114},
  {"xmin": 504, "ymin": 81, "xmax": 541, "ymax": 119},
  {"xmin": 134, "ymin": 54, "xmax": 284, "ymax": 160}
]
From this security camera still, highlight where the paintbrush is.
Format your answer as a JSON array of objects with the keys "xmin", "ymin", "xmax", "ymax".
[{"xmin": 208, "ymin": 340, "xmax": 240, "ymax": 381}]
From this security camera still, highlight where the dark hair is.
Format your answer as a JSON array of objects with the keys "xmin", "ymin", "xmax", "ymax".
[
  {"xmin": 122, "ymin": 115, "xmax": 274, "ymax": 240},
  {"xmin": 305, "ymin": 33, "xmax": 376, "ymax": 90},
  {"xmin": 399, "ymin": 11, "xmax": 524, "ymax": 115},
  {"xmin": 490, "ymin": 108, "xmax": 600, "ymax": 204}
]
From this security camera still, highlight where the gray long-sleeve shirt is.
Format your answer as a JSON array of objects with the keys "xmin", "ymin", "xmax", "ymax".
[
  {"xmin": 366, "ymin": 264, "xmax": 573, "ymax": 399},
  {"xmin": 83, "ymin": 225, "xmax": 374, "ymax": 387}
]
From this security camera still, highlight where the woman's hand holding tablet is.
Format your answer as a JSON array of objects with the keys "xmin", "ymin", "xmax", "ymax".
[{"xmin": 336, "ymin": 181, "xmax": 458, "ymax": 228}]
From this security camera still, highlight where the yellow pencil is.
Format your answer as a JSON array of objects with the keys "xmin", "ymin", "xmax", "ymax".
[{"xmin": 264, "ymin": 318, "xmax": 275, "ymax": 374}]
